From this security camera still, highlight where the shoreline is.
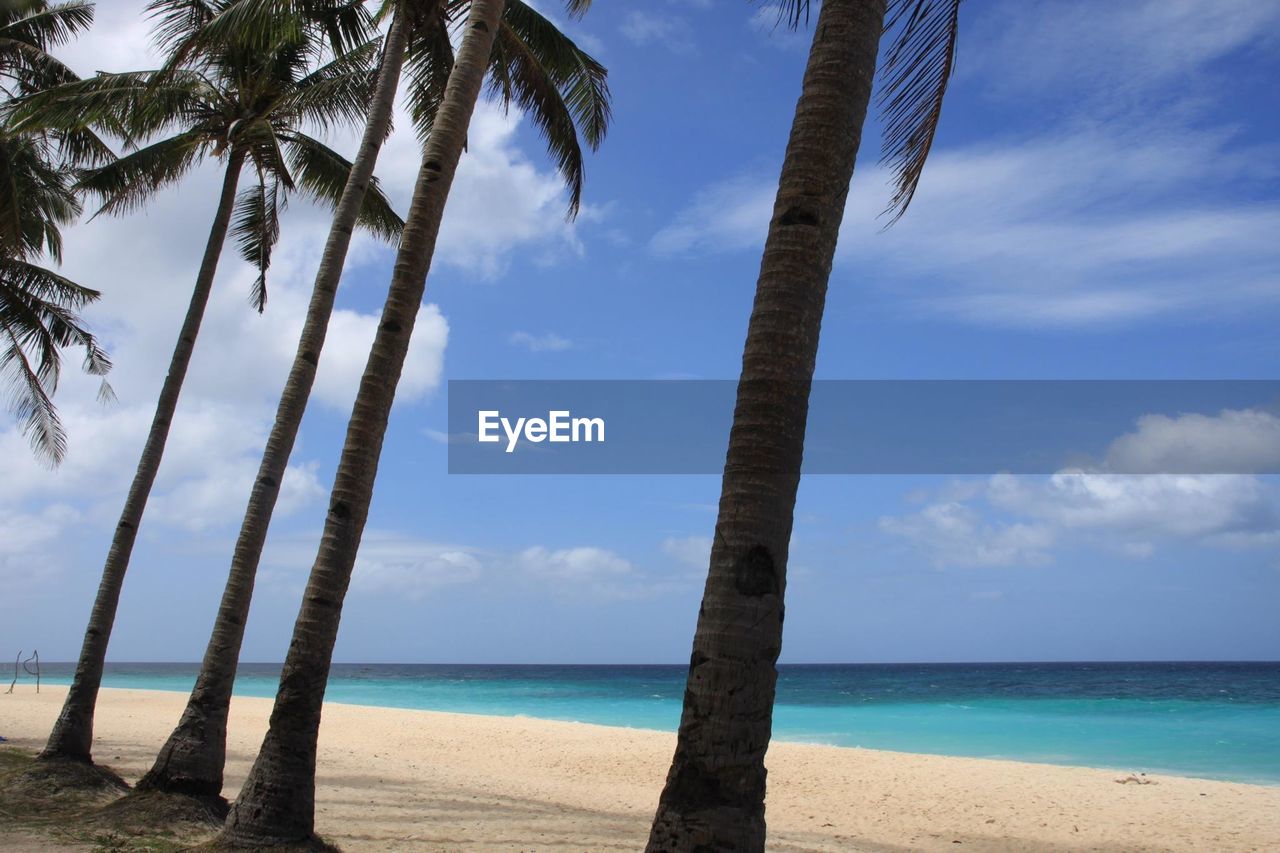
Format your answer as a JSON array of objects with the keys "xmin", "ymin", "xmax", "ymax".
[
  {"xmin": 25, "ymin": 678, "xmax": 1280, "ymax": 788},
  {"xmin": 3, "ymin": 686, "xmax": 1279, "ymax": 850}
]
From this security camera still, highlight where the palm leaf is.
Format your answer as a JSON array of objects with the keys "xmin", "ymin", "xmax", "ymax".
[
  {"xmin": 0, "ymin": 1, "xmax": 95, "ymax": 92},
  {"xmin": 287, "ymin": 35, "xmax": 381, "ymax": 132},
  {"xmin": 11, "ymin": 69, "xmax": 214, "ymax": 145},
  {"xmin": 0, "ymin": 255, "xmax": 110, "ymax": 466},
  {"xmin": 278, "ymin": 130, "xmax": 403, "ymax": 241},
  {"xmin": 401, "ymin": 0, "xmax": 453, "ymax": 142},
  {"xmin": 75, "ymin": 130, "xmax": 207, "ymax": 217},
  {"xmin": 877, "ymin": 0, "xmax": 963, "ymax": 223},
  {"xmin": 145, "ymin": 0, "xmax": 222, "ymax": 57},
  {"xmin": 232, "ymin": 174, "xmax": 282, "ymax": 311}
]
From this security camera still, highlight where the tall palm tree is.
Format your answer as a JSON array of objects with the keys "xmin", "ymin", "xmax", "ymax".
[
  {"xmin": 220, "ymin": 0, "xmax": 609, "ymax": 843},
  {"xmin": 646, "ymin": 0, "xmax": 962, "ymax": 849},
  {"xmin": 1, "ymin": 0, "xmax": 112, "ymax": 464},
  {"xmin": 14, "ymin": 0, "xmax": 404, "ymax": 766},
  {"xmin": 136, "ymin": 0, "xmax": 606, "ymax": 804}
]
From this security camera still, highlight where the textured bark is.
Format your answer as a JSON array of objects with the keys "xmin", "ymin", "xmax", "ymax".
[
  {"xmin": 218, "ymin": 1, "xmax": 505, "ymax": 845},
  {"xmin": 646, "ymin": 2, "xmax": 886, "ymax": 850},
  {"xmin": 135, "ymin": 11, "xmax": 413, "ymax": 800},
  {"xmin": 40, "ymin": 149, "xmax": 247, "ymax": 764}
]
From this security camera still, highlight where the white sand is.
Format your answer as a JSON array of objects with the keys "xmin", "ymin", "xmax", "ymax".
[{"xmin": 2, "ymin": 686, "xmax": 1278, "ymax": 850}]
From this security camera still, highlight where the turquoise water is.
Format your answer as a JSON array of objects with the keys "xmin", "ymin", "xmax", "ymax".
[{"xmin": 27, "ymin": 661, "xmax": 1280, "ymax": 785}]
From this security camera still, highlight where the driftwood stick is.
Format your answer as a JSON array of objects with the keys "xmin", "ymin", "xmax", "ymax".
[
  {"xmin": 5, "ymin": 650, "xmax": 18, "ymax": 694},
  {"xmin": 22, "ymin": 651, "xmax": 40, "ymax": 693}
]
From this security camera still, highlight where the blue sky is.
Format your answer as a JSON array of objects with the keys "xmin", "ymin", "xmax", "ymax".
[{"xmin": 1, "ymin": 0, "xmax": 1278, "ymax": 664}]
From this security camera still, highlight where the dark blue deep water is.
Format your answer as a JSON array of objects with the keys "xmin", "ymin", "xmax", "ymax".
[{"xmin": 28, "ymin": 661, "xmax": 1280, "ymax": 784}]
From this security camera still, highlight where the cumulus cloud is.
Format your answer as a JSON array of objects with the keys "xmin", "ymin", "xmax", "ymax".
[
  {"xmin": 882, "ymin": 471, "xmax": 1280, "ymax": 568},
  {"xmin": 1105, "ymin": 408, "xmax": 1280, "ymax": 474}
]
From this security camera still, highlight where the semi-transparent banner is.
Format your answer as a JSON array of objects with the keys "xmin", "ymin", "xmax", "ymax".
[{"xmin": 445, "ymin": 380, "xmax": 1280, "ymax": 475}]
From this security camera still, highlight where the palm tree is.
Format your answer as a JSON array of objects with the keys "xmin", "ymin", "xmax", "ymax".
[
  {"xmin": 2, "ymin": 0, "xmax": 112, "ymax": 465},
  {"xmin": 136, "ymin": 0, "xmax": 606, "ymax": 805},
  {"xmin": 14, "ymin": 0, "xmax": 404, "ymax": 766},
  {"xmin": 219, "ymin": 0, "xmax": 609, "ymax": 843},
  {"xmin": 645, "ymin": 0, "xmax": 962, "ymax": 849}
]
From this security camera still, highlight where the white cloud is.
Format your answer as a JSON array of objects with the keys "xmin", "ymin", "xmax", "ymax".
[
  {"xmin": 619, "ymin": 12, "xmax": 694, "ymax": 54},
  {"xmin": 351, "ymin": 535, "xmax": 484, "ymax": 599},
  {"xmin": 970, "ymin": 0, "xmax": 1280, "ymax": 110},
  {"xmin": 988, "ymin": 471, "xmax": 1279, "ymax": 545},
  {"xmin": 1105, "ymin": 408, "xmax": 1280, "ymax": 474},
  {"xmin": 661, "ymin": 535, "xmax": 712, "ymax": 570},
  {"xmin": 0, "ymin": 504, "xmax": 82, "ymax": 602},
  {"xmin": 518, "ymin": 545, "xmax": 633, "ymax": 582},
  {"xmin": 883, "ymin": 471, "xmax": 1280, "ymax": 568},
  {"xmin": 509, "ymin": 331, "xmax": 573, "ymax": 353},
  {"xmin": 879, "ymin": 502, "xmax": 1054, "ymax": 568},
  {"xmin": 651, "ymin": 127, "xmax": 1280, "ymax": 327}
]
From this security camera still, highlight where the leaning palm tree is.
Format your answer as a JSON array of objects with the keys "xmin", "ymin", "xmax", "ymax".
[
  {"xmin": 1, "ymin": 0, "xmax": 112, "ymax": 464},
  {"xmin": 138, "ymin": 0, "xmax": 605, "ymax": 805},
  {"xmin": 219, "ymin": 0, "xmax": 609, "ymax": 844},
  {"xmin": 646, "ymin": 0, "xmax": 963, "ymax": 849},
  {"xmin": 14, "ymin": 0, "xmax": 404, "ymax": 766}
]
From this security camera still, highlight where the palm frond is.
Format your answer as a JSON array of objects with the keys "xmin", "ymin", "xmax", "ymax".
[
  {"xmin": 0, "ymin": 1, "xmax": 96, "ymax": 49},
  {"xmin": 766, "ymin": 0, "xmax": 812, "ymax": 29},
  {"xmin": 877, "ymin": 0, "xmax": 963, "ymax": 224},
  {"xmin": 278, "ymin": 130, "xmax": 403, "ymax": 241},
  {"xmin": 287, "ymin": 35, "xmax": 381, "ymax": 132},
  {"xmin": 232, "ymin": 174, "xmax": 282, "ymax": 311},
  {"xmin": 75, "ymin": 130, "xmax": 207, "ymax": 217},
  {"xmin": 152, "ymin": 0, "xmax": 373, "ymax": 76},
  {"xmin": 501, "ymin": 1, "xmax": 610, "ymax": 149},
  {"xmin": 0, "ymin": 130, "xmax": 82, "ymax": 261},
  {"xmin": 0, "ymin": 0, "xmax": 95, "ymax": 92},
  {"xmin": 0, "ymin": 313, "xmax": 65, "ymax": 465},
  {"xmin": 0, "ymin": 255, "xmax": 110, "ymax": 466},
  {"xmin": 11, "ymin": 69, "xmax": 214, "ymax": 145},
  {"xmin": 53, "ymin": 125, "xmax": 116, "ymax": 168},
  {"xmin": 402, "ymin": 0, "xmax": 452, "ymax": 141},
  {"xmin": 145, "ymin": 0, "xmax": 222, "ymax": 57}
]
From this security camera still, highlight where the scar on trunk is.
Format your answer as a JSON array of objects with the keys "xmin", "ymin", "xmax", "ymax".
[
  {"xmin": 778, "ymin": 206, "xmax": 819, "ymax": 227},
  {"xmin": 733, "ymin": 545, "xmax": 779, "ymax": 597}
]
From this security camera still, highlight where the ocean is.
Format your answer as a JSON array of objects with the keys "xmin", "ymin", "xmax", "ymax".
[{"xmin": 24, "ymin": 661, "xmax": 1280, "ymax": 785}]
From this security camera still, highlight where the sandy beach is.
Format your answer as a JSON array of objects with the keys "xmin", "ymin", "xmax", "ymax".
[{"xmin": 1, "ymin": 686, "xmax": 1278, "ymax": 851}]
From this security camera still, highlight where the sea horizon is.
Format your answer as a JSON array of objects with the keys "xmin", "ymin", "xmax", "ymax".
[{"xmin": 18, "ymin": 660, "xmax": 1280, "ymax": 787}]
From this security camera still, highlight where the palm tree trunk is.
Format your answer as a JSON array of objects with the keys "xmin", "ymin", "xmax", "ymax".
[
  {"xmin": 646, "ymin": 1, "xmax": 886, "ymax": 849},
  {"xmin": 219, "ymin": 1, "xmax": 505, "ymax": 844},
  {"xmin": 40, "ymin": 148, "xmax": 247, "ymax": 763},
  {"xmin": 135, "ymin": 10, "xmax": 413, "ymax": 801}
]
